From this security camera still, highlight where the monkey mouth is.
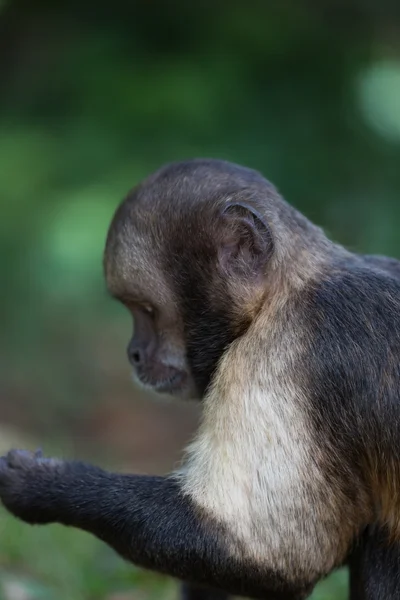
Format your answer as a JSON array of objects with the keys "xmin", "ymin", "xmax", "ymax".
[
  {"xmin": 153, "ymin": 372, "xmax": 187, "ymax": 393},
  {"xmin": 132, "ymin": 368, "xmax": 187, "ymax": 395}
]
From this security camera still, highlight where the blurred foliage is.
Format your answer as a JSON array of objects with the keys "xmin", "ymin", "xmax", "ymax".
[{"xmin": 1, "ymin": 0, "xmax": 400, "ymax": 598}]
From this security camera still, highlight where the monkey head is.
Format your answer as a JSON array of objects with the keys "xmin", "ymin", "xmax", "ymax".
[{"xmin": 103, "ymin": 159, "xmax": 303, "ymax": 400}]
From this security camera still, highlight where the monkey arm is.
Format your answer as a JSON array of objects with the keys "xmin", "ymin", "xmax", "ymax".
[
  {"xmin": 348, "ymin": 526, "xmax": 400, "ymax": 600},
  {"xmin": 181, "ymin": 582, "xmax": 230, "ymax": 600},
  {"xmin": 0, "ymin": 449, "xmax": 312, "ymax": 600}
]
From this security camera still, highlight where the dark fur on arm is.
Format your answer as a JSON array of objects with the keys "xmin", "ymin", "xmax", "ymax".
[
  {"xmin": 0, "ymin": 450, "xmax": 311, "ymax": 600},
  {"xmin": 181, "ymin": 582, "xmax": 229, "ymax": 600},
  {"xmin": 348, "ymin": 527, "xmax": 400, "ymax": 600}
]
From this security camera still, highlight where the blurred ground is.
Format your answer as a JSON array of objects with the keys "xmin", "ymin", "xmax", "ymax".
[{"xmin": 2, "ymin": 1, "xmax": 400, "ymax": 598}]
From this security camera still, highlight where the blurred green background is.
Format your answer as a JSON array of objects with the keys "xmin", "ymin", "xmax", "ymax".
[{"xmin": 1, "ymin": 0, "xmax": 400, "ymax": 598}]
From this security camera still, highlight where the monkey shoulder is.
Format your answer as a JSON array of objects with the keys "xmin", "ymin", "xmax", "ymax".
[
  {"xmin": 302, "ymin": 259, "xmax": 400, "ymax": 437},
  {"xmin": 306, "ymin": 259, "xmax": 400, "ymax": 341},
  {"xmin": 362, "ymin": 254, "xmax": 400, "ymax": 281}
]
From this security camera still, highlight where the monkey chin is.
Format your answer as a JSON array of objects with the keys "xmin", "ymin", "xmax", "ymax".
[{"xmin": 131, "ymin": 370, "xmax": 200, "ymax": 402}]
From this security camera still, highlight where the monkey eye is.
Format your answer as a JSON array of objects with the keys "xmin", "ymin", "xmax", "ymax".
[
  {"xmin": 141, "ymin": 303, "xmax": 155, "ymax": 317},
  {"xmin": 116, "ymin": 295, "xmax": 156, "ymax": 318}
]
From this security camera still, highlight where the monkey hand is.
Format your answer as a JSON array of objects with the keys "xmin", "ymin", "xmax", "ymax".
[{"xmin": 0, "ymin": 448, "xmax": 65, "ymax": 525}]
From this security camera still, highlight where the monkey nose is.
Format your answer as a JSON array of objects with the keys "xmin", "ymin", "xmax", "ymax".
[{"xmin": 127, "ymin": 342, "xmax": 143, "ymax": 366}]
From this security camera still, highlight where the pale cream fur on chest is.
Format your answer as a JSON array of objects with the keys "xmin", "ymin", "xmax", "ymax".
[{"xmin": 178, "ymin": 325, "xmax": 353, "ymax": 582}]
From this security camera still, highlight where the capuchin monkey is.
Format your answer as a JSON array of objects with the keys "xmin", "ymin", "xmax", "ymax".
[{"xmin": 1, "ymin": 159, "xmax": 400, "ymax": 599}]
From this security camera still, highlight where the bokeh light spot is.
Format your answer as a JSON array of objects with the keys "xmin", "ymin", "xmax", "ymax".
[{"xmin": 357, "ymin": 59, "xmax": 400, "ymax": 142}]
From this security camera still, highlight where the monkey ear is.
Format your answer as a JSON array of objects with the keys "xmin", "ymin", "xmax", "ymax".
[{"xmin": 217, "ymin": 202, "xmax": 273, "ymax": 278}]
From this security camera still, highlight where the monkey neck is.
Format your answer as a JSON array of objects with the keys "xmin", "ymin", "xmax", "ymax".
[{"xmin": 256, "ymin": 189, "xmax": 347, "ymax": 293}]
